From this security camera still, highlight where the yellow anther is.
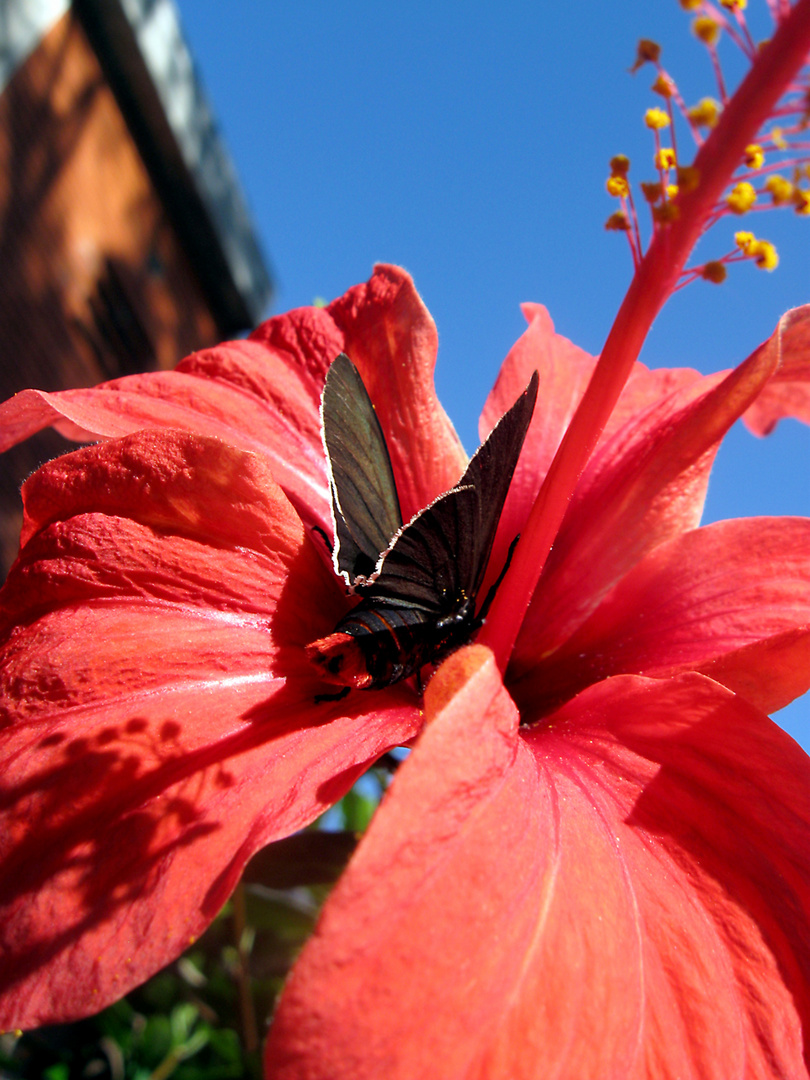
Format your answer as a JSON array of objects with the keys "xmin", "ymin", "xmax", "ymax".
[
  {"xmin": 770, "ymin": 127, "xmax": 788, "ymax": 150},
  {"xmin": 688, "ymin": 97, "xmax": 721, "ymax": 128},
  {"xmin": 764, "ymin": 174, "xmax": 794, "ymax": 205},
  {"xmin": 720, "ymin": 0, "xmax": 747, "ymax": 9},
  {"xmin": 702, "ymin": 261, "xmax": 728, "ymax": 283},
  {"xmin": 666, "ymin": 183, "xmax": 679, "ymax": 199},
  {"xmin": 653, "ymin": 201, "xmax": 680, "ymax": 224},
  {"xmin": 726, "ymin": 181, "xmax": 757, "ymax": 213},
  {"xmin": 750, "ymin": 239, "xmax": 779, "ymax": 269},
  {"xmin": 641, "ymin": 180, "xmax": 664, "ymax": 203},
  {"xmin": 605, "ymin": 211, "xmax": 631, "ymax": 231},
  {"xmin": 744, "ymin": 144, "xmax": 764, "ymax": 170},
  {"xmin": 734, "ymin": 230, "xmax": 755, "ymax": 252},
  {"xmin": 610, "ymin": 154, "xmax": 631, "ymax": 178},
  {"xmin": 630, "ymin": 39, "xmax": 662, "ymax": 72},
  {"xmin": 652, "ymin": 73, "xmax": 676, "ymax": 99},
  {"xmin": 606, "ymin": 176, "xmax": 630, "ymax": 198},
  {"xmin": 645, "ymin": 107, "xmax": 671, "ymax": 130},
  {"xmin": 693, "ymin": 17, "xmax": 721, "ymax": 46},
  {"xmin": 679, "ymin": 0, "xmax": 702, "ymax": 8},
  {"xmin": 676, "ymin": 165, "xmax": 701, "ymax": 193},
  {"xmin": 734, "ymin": 232, "xmax": 778, "ymax": 269},
  {"xmin": 793, "ymin": 188, "xmax": 810, "ymax": 215},
  {"xmin": 655, "ymin": 147, "xmax": 677, "ymax": 170},
  {"xmin": 691, "ymin": 17, "xmax": 721, "ymax": 45}
]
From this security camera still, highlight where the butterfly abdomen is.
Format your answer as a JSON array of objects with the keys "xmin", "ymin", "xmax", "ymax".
[{"xmin": 307, "ymin": 601, "xmax": 466, "ymax": 691}]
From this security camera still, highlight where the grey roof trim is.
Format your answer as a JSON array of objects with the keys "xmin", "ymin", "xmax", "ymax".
[
  {"xmin": 0, "ymin": 0, "xmax": 70, "ymax": 94},
  {"xmin": 73, "ymin": 0, "xmax": 272, "ymax": 331}
]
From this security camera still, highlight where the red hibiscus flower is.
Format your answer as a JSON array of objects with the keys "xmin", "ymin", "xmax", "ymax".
[{"xmin": 3, "ymin": 3, "xmax": 810, "ymax": 1077}]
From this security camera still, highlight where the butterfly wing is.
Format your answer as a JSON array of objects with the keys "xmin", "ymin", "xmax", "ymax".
[
  {"xmin": 362, "ymin": 483, "xmax": 480, "ymax": 614},
  {"xmin": 322, "ymin": 353, "xmax": 403, "ymax": 583},
  {"xmin": 365, "ymin": 371, "xmax": 539, "ymax": 614}
]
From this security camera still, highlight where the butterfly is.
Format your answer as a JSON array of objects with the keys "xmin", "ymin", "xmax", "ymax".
[{"xmin": 307, "ymin": 353, "xmax": 538, "ymax": 692}]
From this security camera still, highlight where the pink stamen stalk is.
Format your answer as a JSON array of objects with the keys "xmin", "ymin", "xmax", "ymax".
[
  {"xmin": 709, "ymin": 1, "xmax": 756, "ymax": 60},
  {"xmin": 709, "ymin": 44, "xmax": 730, "ymax": 104},
  {"xmin": 481, "ymin": 0, "xmax": 810, "ymax": 671},
  {"xmin": 667, "ymin": 101, "xmax": 680, "ymax": 167},
  {"xmin": 621, "ymin": 185, "xmax": 643, "ymax": 269},
  {"xmin": 660, "ymin": 71, "xmax": 696, "ymax": 143}
]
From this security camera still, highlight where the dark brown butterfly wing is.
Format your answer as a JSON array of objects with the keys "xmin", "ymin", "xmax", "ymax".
[{"xmin": 322, "ymin": 353, "xmax": 403, "ymax": 583}]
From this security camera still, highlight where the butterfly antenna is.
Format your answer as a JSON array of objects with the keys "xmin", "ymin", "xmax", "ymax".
[{"xmin": 475, "ymin": 534, "xmax": 520, "ymax": 626}]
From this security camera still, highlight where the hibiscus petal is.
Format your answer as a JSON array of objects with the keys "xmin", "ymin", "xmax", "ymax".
[
  {"xmin": 541, "ymin": 673, "xmax": 810, "ymax": 1080},
  {"xmin": 0, "ymin": 430, "xmax": 420, "ymax": 1029},
  {"xmin": 0, "ymin": 305, "xmax": 345, "ymax": 534},
  {"xmin": 742, "ymin": 305, "xmax": 810, "ymax": 435},
  {"xmin": 326, "ymin": 264, "xmax": 467, "ymax": 520},
  {"xmin": 265, "ymin": 647, "xmax": 644, "ymax": 1079},
  {"xmin": 510, "ymin": 516, "xmax": 810, "ymax": 717},
  {"xmin": 479, "ymin": 304, "xmax": 702, "ymax": 588},
  {"xmin": 514, "ymin": 321, "xmax": 782, "ymax": 666},
  {"xmin": 480, "ymin": 304, "xmax": 701, "ymax": 465},
  {"xmin": 479, "ymin": 305, "xmax": 598, "ymax": 567},
  {"xmin": 480, "ymin": 304, "xmax": 597, "ymax": 479},
  {"xmin": 265, "ymin": 654, "xmax": 810, "ymax": 1079},
  {"xmin": 0, "ymin": 265, "xmax": 462, "ymax": 537}
]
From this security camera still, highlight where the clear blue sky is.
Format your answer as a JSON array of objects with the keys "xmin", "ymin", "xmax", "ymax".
[{"xmin": 176, "ymin": 1, "xmax": 810, "ymax": 742}]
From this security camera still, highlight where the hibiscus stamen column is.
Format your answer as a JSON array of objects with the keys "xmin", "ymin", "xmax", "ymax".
[{"xmin": 480, "ymin": 0, "xmax": 810, "ymax": 670}]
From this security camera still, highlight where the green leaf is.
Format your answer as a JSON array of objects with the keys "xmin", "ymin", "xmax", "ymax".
[
  {"xmin": 42, "ymin": 1066, "xmax": 69, "ymax": 1080},
  {"xmin": 340, "ymin": 789, "xmax": 376, "ymax": 832}
]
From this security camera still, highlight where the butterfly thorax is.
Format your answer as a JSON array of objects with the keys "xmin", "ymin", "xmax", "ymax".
[{"xmin": 306, "ymin": 595, "xmax": 477, "ymax": 691}]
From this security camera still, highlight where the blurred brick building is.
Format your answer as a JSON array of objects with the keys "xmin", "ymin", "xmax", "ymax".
[{"xmin": 0, "ymin": 0, "xmax": 272, "ymax": 573}]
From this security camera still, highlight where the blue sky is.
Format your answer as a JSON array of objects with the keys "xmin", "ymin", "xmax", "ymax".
[{"xmin": 176, "ymin": 1, "xmax": 810, "ymax": 742}]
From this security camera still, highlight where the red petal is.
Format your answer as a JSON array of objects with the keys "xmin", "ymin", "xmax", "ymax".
[
  {"xmin": 0, "ymin": 266, "xmax": 460, "ymax": 536},
  {"xmin": 480, "ymin": 304, "xmax": 597, "ymax": 480},
  {"xmin": 479, "ymin": 305, "xmax": 597, "ymax": 567},
  {"xmin": 265, "ymin": 648, "xmax": 644, "ymax": 1080},
  {"xmin": 480, "ymin": 304, "xmax": 703, "ymax": 588},
  {"xmin": 327, "ymin": 264, "xmax": 467, "ymax": 519},
  {"xmin": 513, "ymin": 324, "xmax": 782, "ymax": 668},
  {"xmin": 266, "ymin": 657, "xmax": 810, "ymax": 1079},
  {"xmin": 743, "ymin": 305, "xmax": 810, "ymax": 435},
  {"xmin": 510, "ymin": 516, "xmax": 810, "ymax": 717},
  {"xmin": 0, "ymin": 303, "xmax": 345, "ymax": 534},
  {"xmin": 0, "ymin": 431, "xmax": 420, "ymax": 1028},
  {"xmin": 533, "ymin": 673, "xmax": 810, "ymax": 1079}
]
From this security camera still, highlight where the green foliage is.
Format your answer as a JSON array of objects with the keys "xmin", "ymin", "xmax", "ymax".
[
  {"xmin": 0, "ymin": 988, "xmax": 251, "ymax": 1080},
  {"xmin": 339, "ymin": 787, "xmax": 377, "ymax": 832}
]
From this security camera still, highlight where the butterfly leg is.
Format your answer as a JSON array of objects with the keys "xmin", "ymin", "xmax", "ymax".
[{"xmin": 314, "ymin": 685, "xmax": 351, "ymax": 704}]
